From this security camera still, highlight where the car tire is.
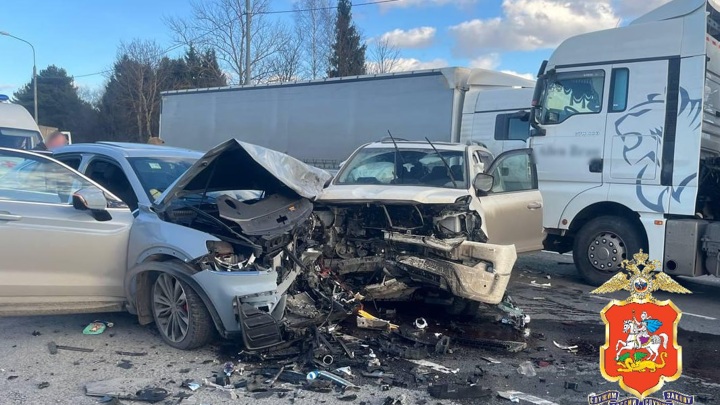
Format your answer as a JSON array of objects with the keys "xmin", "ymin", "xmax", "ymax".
[
  {"xmin": 151, "ymin": 273, "xmax": 213, "ymax": 350},
  {"xmin": 573, "ymin": 216, "xmax": 647, "ymax": 286}
]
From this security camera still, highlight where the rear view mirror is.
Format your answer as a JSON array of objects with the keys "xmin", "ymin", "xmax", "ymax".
[{"xmin": 473, "ymin": 173, "xmax": 494, "ymax": 194}]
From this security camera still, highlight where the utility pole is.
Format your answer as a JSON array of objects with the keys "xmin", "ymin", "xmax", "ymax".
[
  {"xmin": 0, "ymin": 31, "xmax": 38, "ymax": 123},
  {"xmin": 245, "ymin": 0, "xmax": 252, "ymax": 85}
]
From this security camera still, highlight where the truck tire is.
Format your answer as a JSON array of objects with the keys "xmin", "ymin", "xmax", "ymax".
[
  {"xmin": 572, "ymin": 216, "xmax": 647, "ymax": 286},
  {"xmin": 151, "ymin": 273, "xmax": 213, "ymax": 350}
]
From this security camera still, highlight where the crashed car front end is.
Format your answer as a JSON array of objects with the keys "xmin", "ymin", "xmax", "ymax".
[
  {"xmin": 127, "ymin": 139, "xmax": 331, "ymax": 350},
  {"xmin": 310, "ymin": 192, "xmax": 518, "ymax": 310}
]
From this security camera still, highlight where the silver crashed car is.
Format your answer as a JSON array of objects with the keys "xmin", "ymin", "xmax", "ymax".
[{"xmin": 0, "ymin": 140, "xmax": 330, "ymax": 350}]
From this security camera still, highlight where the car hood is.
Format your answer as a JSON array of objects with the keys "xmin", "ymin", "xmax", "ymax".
[
  {"xmin": 317, "ymin": 184, "xmax": 470, "ymax": 205},
  {"xmin": 156, "ymin": 139, "xmax": 332, "ymax": 209}
]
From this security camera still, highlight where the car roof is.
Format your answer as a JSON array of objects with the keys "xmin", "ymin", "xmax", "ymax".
[{"xmin": 54, "ymin": 142, "xmax": 204, "ymax": 160}]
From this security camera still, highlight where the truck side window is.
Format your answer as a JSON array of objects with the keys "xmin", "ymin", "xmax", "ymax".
[
  {"xmin": 494, "ymin": 114, "xmax": 530, "ymax": 141},
  {"xmin": 609, "ymin": 68, "xmax": 629, "ymax": 112},
  {"xmin": 541, "ymin": 70, "xmax": 604, "ymax": 124}
]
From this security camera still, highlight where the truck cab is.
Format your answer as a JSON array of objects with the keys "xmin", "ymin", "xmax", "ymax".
[{"xmin": 529, "ymin": 0, "xmax": 720, "ymax": 284}]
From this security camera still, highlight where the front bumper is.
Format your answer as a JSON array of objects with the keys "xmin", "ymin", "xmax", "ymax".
[
  {"xmin": 395, "ymin": 241, "xmax": 517, "ymax": 305},
  {"xmin": 192, "ymin": 267, "xmax": 298, "ymax": 350}
]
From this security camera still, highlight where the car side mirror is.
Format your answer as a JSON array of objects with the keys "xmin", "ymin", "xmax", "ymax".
[
  {"xmin": 473, "ymin": 173, "xmax": 494, "ymax": 195},
  {"xmin": 73, "ymin": 188, "xmax": 112, "ymax": 221}
]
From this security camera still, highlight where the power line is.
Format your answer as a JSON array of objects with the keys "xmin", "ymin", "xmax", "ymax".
[{"xmin": 74, "ymin": 0, "xmax": 400, "ymax": 79}]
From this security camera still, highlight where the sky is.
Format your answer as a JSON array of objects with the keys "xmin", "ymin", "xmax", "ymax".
[{"xmin": 0, "ymin": 0, "xmax": 672, "ymax": 99}]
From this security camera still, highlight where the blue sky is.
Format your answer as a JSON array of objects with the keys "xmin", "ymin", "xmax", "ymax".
[{"xmin": 0, "ymin": 0, "xmax": 670, "ymax": 99}]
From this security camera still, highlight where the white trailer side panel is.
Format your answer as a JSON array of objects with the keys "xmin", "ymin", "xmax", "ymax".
[{"xmin": 161, "ymin": 71, "xmax": 463, "ymax": 167}]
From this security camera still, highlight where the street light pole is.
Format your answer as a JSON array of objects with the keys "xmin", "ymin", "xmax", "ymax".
[{"xmin": 0, "ymin": 31, "xmax": 38, "ymax": 124}]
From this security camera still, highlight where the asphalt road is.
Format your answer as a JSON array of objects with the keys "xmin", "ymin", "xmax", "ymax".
[{"xmin": 0, "ymin": 252, "xmax": 717, "ymax": 405}]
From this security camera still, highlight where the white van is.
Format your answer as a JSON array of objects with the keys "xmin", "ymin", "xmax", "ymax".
[{"xmin": 0, "ymin": 102, "xmax": 43, "ymax": 150}]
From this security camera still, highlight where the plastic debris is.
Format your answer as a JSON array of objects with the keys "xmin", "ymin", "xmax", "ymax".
[
  {"xmin": 181, "ymin": 379, "xmax": 201, "ymax": 391},
  {"xmin": 408, "ymin": 359, "xmax": 459, "ymax": 374},
  {"xmin": 83, "ymin": 320, "xmax": 113, "ymax": 335},
  {"xmin": 413, "ymin": 317, "xmax": 428, "ymax": 329},
  {"xmin": 38, "ymin": 382, "xmax": 50, "ymax": 389},
  {"xmin": 553, "ymin": 341, "xmax": 579, "ymax": 353},
  {"xmin": 435, "ymin": 336, "xmax": 451, "ymax": 354},
  {"xmin": 482, "ymin": 357, "xmax": 502, "ymax": 364},
  {"xmin": 335, "ymin": 366, "xmax": 353, "ymax": 378},
  {"xmin": 529, "ymin": 280, "xmax": 551, "ymax": 288},
  {"xmin": 356, "ymin": 310, "xmax": 398, "ymax": 330},
  {"xmin": 517, "ymin": 361, "xmax": 536, "ymax": 377},
  {"xmin": 498, "ymin": 391, "xmax": 560, "ymax": 405}
]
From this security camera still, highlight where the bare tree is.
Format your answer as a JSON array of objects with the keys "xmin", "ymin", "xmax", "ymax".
[
  {"xmin": 367, "ymin": 37, "xmax": 401, "ymax": 74},
  {"xmin": 166, "ymin": 0, "xmax": 291, "ymax": 84},
  {"xmin": 293, "ymin": 0, "xmax": 335, "ymax": 79},
  {"xmin": 268, "ymin": 30, "xmax": 304, "ymax": 82},
  {"xmin": 111, "ymin": 39, "xmax": 167, "ymax": 139}
]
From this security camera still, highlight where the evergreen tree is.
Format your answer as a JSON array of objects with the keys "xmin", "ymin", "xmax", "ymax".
[
  {"xmin": 12, "ymin": 65, "xmax": 99, "ymax": 142},
  {"xmin": 327, "ymin": 0, "xmax": 366, "ymax": 78}
]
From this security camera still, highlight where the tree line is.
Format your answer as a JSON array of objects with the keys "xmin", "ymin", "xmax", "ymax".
[{"xmin": 12, "ymin": 0, "xmax": 385, "ymax": 143}]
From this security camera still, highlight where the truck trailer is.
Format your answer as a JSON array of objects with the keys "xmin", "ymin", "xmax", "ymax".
[
  {"xmin": 529, "ymin": 0, "xmax": 720, "ymax": 284},
  {"xmin": 159, "ymin": 68, "xmax": 535, "ymax": 167}
]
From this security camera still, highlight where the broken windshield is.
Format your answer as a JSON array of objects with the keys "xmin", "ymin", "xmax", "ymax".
[{"xmin": 335, "ymin": 148, "xmax": 467, "ymax": 189}]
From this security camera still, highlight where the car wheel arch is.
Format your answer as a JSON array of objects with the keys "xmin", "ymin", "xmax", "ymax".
[{"xmin": 125, "ymin": 260, "xmax": 226, "ymax": 337}]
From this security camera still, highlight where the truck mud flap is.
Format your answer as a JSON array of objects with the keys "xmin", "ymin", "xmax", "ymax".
[{"xmin": 235, "ymin": 299, "xmax": 283, "ymax": 350}]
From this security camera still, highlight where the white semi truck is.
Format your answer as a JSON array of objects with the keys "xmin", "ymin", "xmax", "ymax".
[
  {"xmin": 529, "ymin": 0, "xmax": 720, "ymax": 284},
  {"xmin": 0, "ymin": 98, "xmax": 43, "ymax": 150},
  {"xmin": 159, "ymin": 68, "xmax": 534, "ymax": 166}
]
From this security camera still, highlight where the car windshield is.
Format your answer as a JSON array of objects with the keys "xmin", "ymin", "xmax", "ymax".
[
  {"xmin": 128, "ymin": 157, "xmax": 197, "ymax": 200},
  {"xmin": 335, "ymin": 147, "xmax": 467, "ymax": 189}
]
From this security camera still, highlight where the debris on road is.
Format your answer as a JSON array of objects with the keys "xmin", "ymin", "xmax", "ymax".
[
  {"xmin": 115, "ymin": 351, "xmax": 147, "ymax": 357},
  {"xmin": 553, "ymin": 341, "xmax": 579, "ymax": 353},
  {"xmin": 37, "ymin": 381, "xmax": 50, "ymax": 389},
  {"xmin": 529, "ymin": 281, "xmax": 551, "ymax": 289},
  {"xmin": 83, "ymin": 320, "xmax": 114, "ymax": 335},
  {"xmin": 408, "ymin": 359, "xmax": 460, "ymax": 374},
  {"xmin": 498, "ymin": 390, "xmax": 560, "ymax": 404},
  {"xmin": 306, "ymin": 370, "xmax": 358, "ymax": 388},
  {"xmin": 47, "ymin": 341, "xmax": 94, "ymax": 354},
  {"xmin": 482, "ymin": 357, "xmax": 502, "ymax": 364},
  {"xmin": 516, "ymin": 361, "xmax": 537, "ymax": 377}
]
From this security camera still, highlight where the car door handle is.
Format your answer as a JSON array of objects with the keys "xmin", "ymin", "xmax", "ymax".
[
  {"xmin": 527, "ymin": 202, "xmax": 543, "ymax": 210},
  {"xmin": 0, "ymin": 212, "xmax": 22, "ymax": 221}
]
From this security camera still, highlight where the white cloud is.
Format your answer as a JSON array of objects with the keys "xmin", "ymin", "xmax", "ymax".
[
  {"xmin": 449, "ymin": 0, "xmax": 618, "ymax": 55},
  {"xmin": 501, "ymin": 70, "xmax": 536, "ymax": 81},
  {"xmin": 469, "ymin": 54, "xmax": 500, "ymax": 70},
  {"xmin": 381, "ymin": 0, "xmax": 478, "ymax": 9},
  {"xmin": 379, "ymin": 27, "xmax": 436, "ymax": 49},
  {"xmin": 366, "ymin": 58, "xmax": 448, "ymax": 73}
]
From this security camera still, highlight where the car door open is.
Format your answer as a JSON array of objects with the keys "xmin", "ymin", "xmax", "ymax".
[{"xmin": 475, "ymin": 148, "xmax": 545, "ymax": 253}]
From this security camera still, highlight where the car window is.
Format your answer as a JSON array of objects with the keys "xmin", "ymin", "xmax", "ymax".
[
  {"xmin": 127, "ymin": 157, "xmax": 196, "ymax": 201},
  {"xmin": 488, "ymin": 152, "xmax": 536, "ymax": 193},
  {"xmin": 335, "ymin": 147, "xmax": 467, "ymax": 189},
  {"xmin": 0, "ymin": 150, "xmax": 95, "ymax": 204},
  {"xmin": 55, "ymin": 155, "xmax": 82, "ymax": 170},
  {"xmin": 86, "ymin": 159, "xmax": 139, "ymax": 211}
]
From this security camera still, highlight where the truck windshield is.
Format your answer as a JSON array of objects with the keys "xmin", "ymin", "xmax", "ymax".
[
  {"xmin": 335, "ymin": 147, "xmax": 467, "ymax": 189},
  {"xmin": 536, "ymin": 70, "xmax": 605, "ymax": 125},
  {"xmin": 0, "ymin": 127, "xmax": 42, "ymax": 150},
  {"xmin": 128, "ymin": 157, "xmax": 197, "ymax": 200}
]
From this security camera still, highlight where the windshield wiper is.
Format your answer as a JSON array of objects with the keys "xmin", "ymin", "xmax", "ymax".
[
  {"xmin": 424, "ymin": 137, "xmax": 458, "ymax": 188},
  {"xmin": 387, "ymin": 130, "xmax": 406, "ymax": 183}
]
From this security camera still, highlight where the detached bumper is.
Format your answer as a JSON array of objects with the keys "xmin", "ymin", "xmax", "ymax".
[{"xmin": 396, "ymin": 241, "xmax": 517, "ymax": 305}]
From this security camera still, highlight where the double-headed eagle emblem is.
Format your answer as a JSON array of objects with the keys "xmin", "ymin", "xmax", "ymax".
[{"xmin": 591, "ymin": 250, "xmax": 691, "ymax": 302}]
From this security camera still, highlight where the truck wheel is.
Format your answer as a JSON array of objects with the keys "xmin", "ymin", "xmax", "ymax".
[
  {"xmin": 573, "ymin": 216, "xmax": 647, "ymax": 286},
  {"xmin": 152, "ymin": 273, "xmax": 213, "ymax": 350}
]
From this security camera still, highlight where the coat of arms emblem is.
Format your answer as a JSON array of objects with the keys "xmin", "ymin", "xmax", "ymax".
[{"xmin": 591, "ymin": 250, "xmax": 691, "ymax": 399}]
